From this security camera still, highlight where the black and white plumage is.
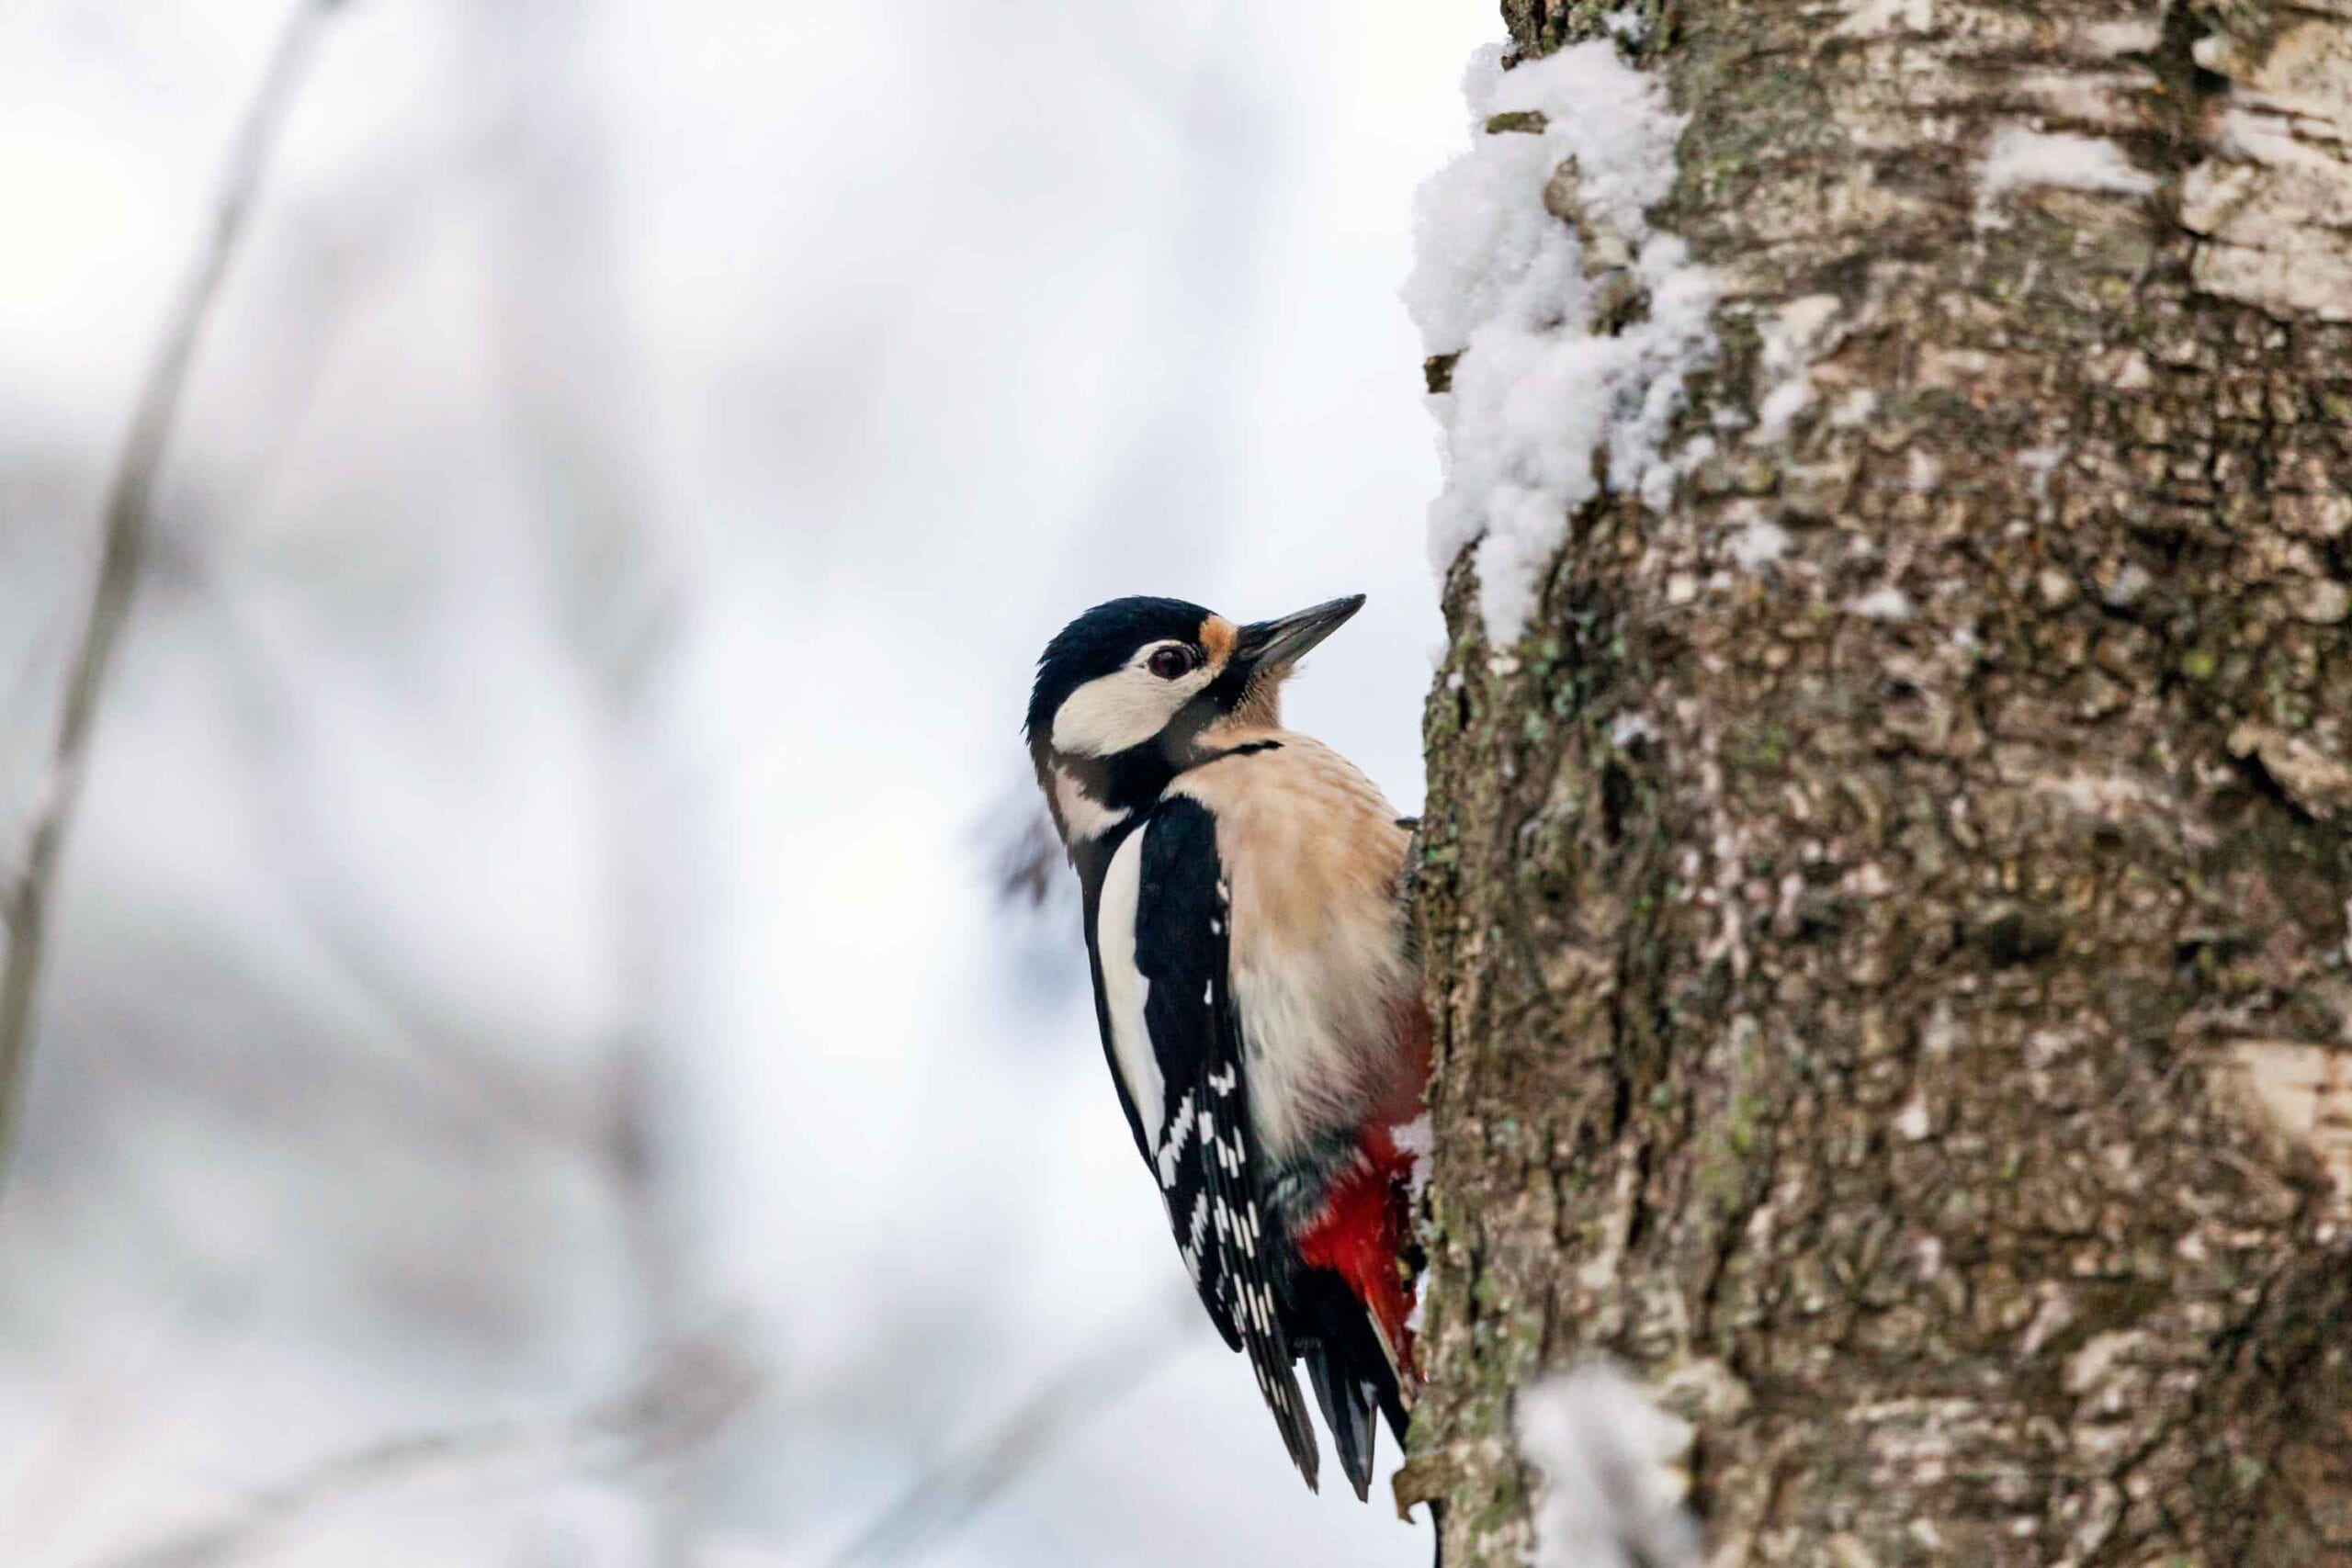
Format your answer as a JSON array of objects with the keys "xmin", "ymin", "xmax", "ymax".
[
  {"xmin": 1026, "ymin": 594, "xmax": 1430, "ymax": 1507},
  {"xmin": 1125, "ymin": 795, "xmax": 1318, "ymax": 1474}
]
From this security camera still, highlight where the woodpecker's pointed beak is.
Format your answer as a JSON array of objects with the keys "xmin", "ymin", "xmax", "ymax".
[{"xmin": 1233, "ymin": 594, "xmax": 1365, "ymax": 677}]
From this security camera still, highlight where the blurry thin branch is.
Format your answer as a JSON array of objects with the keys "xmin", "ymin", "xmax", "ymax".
[
  {"xmin": 181, "ymin": 568, "xmax": 635, "ymax": 1156},
  {"xmin": 828, "ymin": 1288, "xmax": 1195, "ymax": 1567},
  {"xmin": 470, "ymin": 0, "xmax": 707, "ymax": 1553},
  {"xmin": 989, "ymin": 792, "xmax": 1069, "ymax": 912},
  {"xmin": 1, "ymin": 1274, "xmax": 236, "ymax": 1559},
  {"xmin": 0, "ymin": 0, "xmax": 347, "ymax": 1184},
  {"xmin": 88, "ymin": 1321, "xmax": 763, "ymax": 1568}
]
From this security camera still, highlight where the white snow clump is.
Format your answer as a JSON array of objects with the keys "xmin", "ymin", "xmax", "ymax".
[
  {"xmin": 1407, "ymin": 41, "xmax": 1719, "ymax": 649},
  {"xmin": 1516, "ymin": 1362, "xmax": 1700, "ymax": 1568}
]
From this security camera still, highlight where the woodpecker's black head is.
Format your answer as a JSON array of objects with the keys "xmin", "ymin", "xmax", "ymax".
[{"xmin": 1026, "ymin": 592, "xmax": 1364, "ymax": 849}]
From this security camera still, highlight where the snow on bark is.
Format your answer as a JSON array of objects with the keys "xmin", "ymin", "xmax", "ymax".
[
  {"xmin": 1975, "ymin": 128, "xmax": 2156, "ymax": 212},
  {"xmin": 1514, "ymin": 1363, "xmax": 1697, "ymax": 1568},
  {"xmin": 1406, "ymin": 41, "xmax": 1717, "ymax": 652}
]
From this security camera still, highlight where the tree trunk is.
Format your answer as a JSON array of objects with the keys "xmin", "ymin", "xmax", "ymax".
[{"xmin": 1403, "ymin": 1, "xmax": 2352, "ymax": 1563}]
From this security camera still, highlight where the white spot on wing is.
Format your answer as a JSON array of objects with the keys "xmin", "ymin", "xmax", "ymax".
[{"xmin": 1156, "ymin": 1092, "xmax": 1198, "ymax": 1189}]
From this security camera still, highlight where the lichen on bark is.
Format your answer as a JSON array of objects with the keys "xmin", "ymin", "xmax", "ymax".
[{"xmin": 1404, "ymin": 1, "xmax": 2352, "ymax": 1563}]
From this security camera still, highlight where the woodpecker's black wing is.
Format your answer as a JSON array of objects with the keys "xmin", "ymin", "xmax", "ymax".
[{"xmin": 1133, "ymin": 795, "xmax": 1322, "ymax": 1491}]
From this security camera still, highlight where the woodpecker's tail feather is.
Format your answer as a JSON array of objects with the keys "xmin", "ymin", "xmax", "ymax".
[
  {"xmin": 1303, "ymin": 1341, "xmax": 1376, "ymax": 1502},
  {"xmin": 1294, "ymin": 1268, "xmax": 1410, "ymax": 1502}
]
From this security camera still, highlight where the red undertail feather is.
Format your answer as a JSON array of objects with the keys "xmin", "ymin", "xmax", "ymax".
[
  {"xmin": 1295, "ymin": 1124, "xmax": 1419, "ymax": 1372},
  {"xmin": 1295, "ymin": 994, "xmax": 1432, "ymax": 1382}
]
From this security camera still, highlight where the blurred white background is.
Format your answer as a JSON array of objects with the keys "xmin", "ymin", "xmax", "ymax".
[{"xmin": 0, "ymin": 1, "xmax": 1488, "ymax": 1562}]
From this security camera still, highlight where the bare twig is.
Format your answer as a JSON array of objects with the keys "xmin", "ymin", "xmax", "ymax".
[
  {"xmin": 0, "ymin": 1273, "xmax": 230, "ymax": 1557},
  {"xmin": 0, "ymin": 0, "xmax": 346, "ymax": 1183},
  {"xmin": 466, "ymin": 2, "xmax": 712, "ymax": 1551},
  {"xmin": 97, "ymin": 1419, "xmax": 538, "ymax": 1568},
  {"xmin": 988, "ymin": 791, "xmax": 1069, "ymax": 911},
  {"xmin": 87, "ymin": 1321, "xmax": 763, "ymax": 1568},
  {"xmin": 827, "ymin": 1289, "xmax": 1197, "ymax": 1567}
]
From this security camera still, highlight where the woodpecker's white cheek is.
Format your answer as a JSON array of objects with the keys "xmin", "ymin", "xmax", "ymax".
[
  {"xmin": 1095, "ymin": 830, "xmax": 1164, "ymax": 1131},
  {"xmin": 1049, "ymin": 663, "xmax": 1210, "ymax": 757}
]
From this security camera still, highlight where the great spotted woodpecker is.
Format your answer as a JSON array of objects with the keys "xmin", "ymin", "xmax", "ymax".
[{"xmin": 1025, "ymin": 593, "xmax": 1430, "ymax": 1501}]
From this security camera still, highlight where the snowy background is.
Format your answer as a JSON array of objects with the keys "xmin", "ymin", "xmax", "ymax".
[{"xmin": 0, "ymin": 0, "xmax": 1487, "ymax": 1562}]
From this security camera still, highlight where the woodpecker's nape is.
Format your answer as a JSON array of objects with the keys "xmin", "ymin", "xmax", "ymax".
[{"xmin": 1025, "ymin": 591, "xmax": 1437, "ymax": 1541}]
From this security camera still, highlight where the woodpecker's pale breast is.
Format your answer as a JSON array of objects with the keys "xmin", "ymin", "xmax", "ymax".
[{"xmin": 1168, "ymin": 730, "xmax": 1416, "ymax": 1161}]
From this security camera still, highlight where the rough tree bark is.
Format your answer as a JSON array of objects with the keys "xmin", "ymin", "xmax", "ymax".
[{"xmin": 1402, "ymin": 1, "xmax": 2352, "ymax": 1563}]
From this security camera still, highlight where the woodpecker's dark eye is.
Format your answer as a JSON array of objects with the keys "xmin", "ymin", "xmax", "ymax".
[{"xmin": 1148, "ymin": 646, "xmax": 1196, "ymax": 680}]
